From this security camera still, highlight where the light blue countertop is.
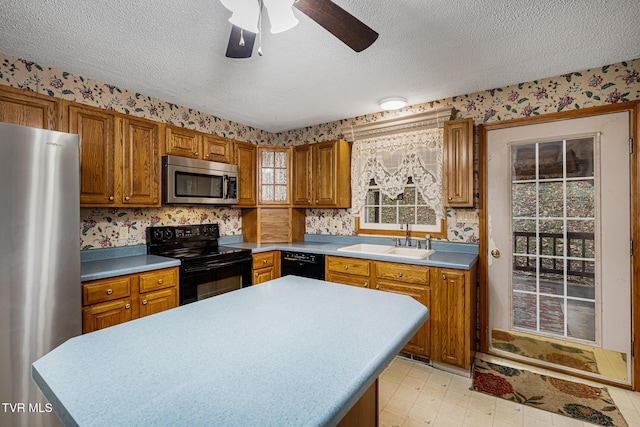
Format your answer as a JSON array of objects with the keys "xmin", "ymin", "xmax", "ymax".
[
  {"xmin": 33, "ymin": 276, "xmax": 429, "ymax": 427},
  {"xmin": 81, "ymin": 254, "xmax": 180, "ymax": 282},
  {"xmin": 227, "ymin": 241, "xmax": 478, "ymax": 270}
]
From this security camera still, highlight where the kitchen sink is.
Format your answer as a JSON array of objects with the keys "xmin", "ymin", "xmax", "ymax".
[{"xmin": 337, "ymin": 244, "xmax": 434, "ymax": 259}]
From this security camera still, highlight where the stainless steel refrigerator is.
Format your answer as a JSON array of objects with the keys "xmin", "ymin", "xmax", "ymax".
[{"xmin": 0, "ymin": 122, "xmax": 81, "ymax": 427}]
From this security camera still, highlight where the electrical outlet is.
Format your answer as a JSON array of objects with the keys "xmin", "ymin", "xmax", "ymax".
[
  {"xmin": 119, "ymin": 226, "xmax": 130, "ymax": 242},
  {"xmin": 456, "ymin": 211, "xmax": 477, "ymax": 223}
]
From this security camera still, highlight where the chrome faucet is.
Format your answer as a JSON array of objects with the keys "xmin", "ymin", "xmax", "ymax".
[
  {"xmin": 405, "ymin": 223, "xmax": 411, "ymax": 246},
  {"xmin": 425, "ymin": 234, "xmax": 432, "ymax": 250}
]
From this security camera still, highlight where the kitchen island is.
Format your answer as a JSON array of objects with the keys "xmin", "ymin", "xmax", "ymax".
[{"xmin": 33, "ymin": 276, "xmax": 429, "ymax": 426}]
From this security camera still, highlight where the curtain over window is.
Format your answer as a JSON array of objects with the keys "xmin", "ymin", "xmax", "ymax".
[{"xmin": 350, "ymin": 128, "xmax": 444, "ymax": 218}]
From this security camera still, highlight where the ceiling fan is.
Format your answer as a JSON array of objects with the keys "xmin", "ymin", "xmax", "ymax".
[{"xmin": 221, "ymin": 0, "xmax": 379, "ymax": 58}]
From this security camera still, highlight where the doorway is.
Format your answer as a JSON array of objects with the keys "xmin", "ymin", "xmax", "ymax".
[{"xmin": 484, "ymin": 111, "xmax": 632, "ymax": 385}]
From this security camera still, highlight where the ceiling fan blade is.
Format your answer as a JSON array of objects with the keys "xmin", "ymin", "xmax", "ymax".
[
  {"xmin": 293, "ymin": 0, "xmax": 378, "ymax": 52},
  {"xmin": 225, "ymin": 25, "xmax": 256, "ymax": 58}
]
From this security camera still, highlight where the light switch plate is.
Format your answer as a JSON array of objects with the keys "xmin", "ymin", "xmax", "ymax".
[{"xmin": 456, "ymin": 211, "xmax": 477, "ymax": 223}]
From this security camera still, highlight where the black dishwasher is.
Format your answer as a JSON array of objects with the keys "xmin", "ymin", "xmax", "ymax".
[{"xmin": 280, "ymin": 251, "xmax": 325, "ymax": 280}]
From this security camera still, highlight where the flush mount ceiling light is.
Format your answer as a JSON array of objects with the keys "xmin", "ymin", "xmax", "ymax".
[
  {"xmin": 379, "ymin": 97, "xmax": 408, "ymax": 111},
  {"xmin": 220, "ymin": 0, "xmax": 379, "ymax": 59}
]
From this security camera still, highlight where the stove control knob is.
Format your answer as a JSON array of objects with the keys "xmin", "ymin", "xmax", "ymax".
[
  {"xmin": 202, "ymin": 226, "xmax": 209, "ymax": 235},
  {"xmin": 164, "ymin": 229, "xmax": 174, "ymax": 240},
  {"xmin": 153, "ymin": 229, "xmax": 164, "ymax": 241}
]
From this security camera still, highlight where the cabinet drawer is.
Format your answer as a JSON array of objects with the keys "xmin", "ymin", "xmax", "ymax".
[
  {"xmin": 253, "ymin": 251, "xmax": 276, "ymax": 269},
  {"xmin": 376, "ymin": 262, "xmax": 430, "ymax": 285},
  {"xmin": 139, "ymin": 268, "xmax": 178, "ymax": 293},
  {"xmin": 326, "ymin": 256, "xmax": 370, "ymax": 277},
  {"xmin": 326, "ymin": 272, "xmax": 370, "ymax": 288},
  {"xmin": 82, "ymin": 276, "xmax": 131, "ymax": 305}
]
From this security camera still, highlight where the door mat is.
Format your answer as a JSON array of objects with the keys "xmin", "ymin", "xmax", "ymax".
[
  {"xmin": 472, "ymin": 359, "xmax": 628, "ymax": 427},
  {"xmin": 491, "ymin": 328, "xmax": 600, "ymax": 374}
]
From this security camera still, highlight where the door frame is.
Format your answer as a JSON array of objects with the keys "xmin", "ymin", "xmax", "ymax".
[{"xmin": 478, "ymin": 101, "xmax": 640, "ymax": 389}]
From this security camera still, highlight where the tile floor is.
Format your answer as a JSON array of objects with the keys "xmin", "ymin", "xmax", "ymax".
[{"xmin": 379, "ymin": 354, "xmax": 640, "ymax": 427}]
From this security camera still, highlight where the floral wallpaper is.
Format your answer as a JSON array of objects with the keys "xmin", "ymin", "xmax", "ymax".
[
  {"xmin": 2, "ymin": 52, "xmax": 639, "ymax": 247},
  {"xmin": 80, "ymin": 207, "xmax": 241, "ymax": 250}
]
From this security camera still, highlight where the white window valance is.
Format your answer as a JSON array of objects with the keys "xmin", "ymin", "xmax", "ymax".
[{"xmin": 350, "ymin": 128, "xmax": 444, "ymax": 216}]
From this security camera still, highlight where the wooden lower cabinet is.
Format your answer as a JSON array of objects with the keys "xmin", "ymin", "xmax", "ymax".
[
  {"xmin": 326, "ymin": 255, "xmax": 477, "ymax": 370},
  {"xmin": 431, "ymin": 266, "xmax": 477, "ymax": 370},
  {"xmin": 82, "ymin": 267, "xmax": 179, "ymax": 333},
  {"xmin": 252, "ymin": 251, "xmax": 280, "ymax": 284}
]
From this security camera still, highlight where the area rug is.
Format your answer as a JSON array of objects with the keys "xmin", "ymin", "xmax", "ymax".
[
  {"xmin": 472, "ymin": 359, "xmax": 627, "ymax": 426},
  {"xmin": 491, "ymin": 328, "xmax": 600, "ymax": 374}
]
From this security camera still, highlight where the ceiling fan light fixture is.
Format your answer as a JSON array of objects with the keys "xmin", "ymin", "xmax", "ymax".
[
  {"xmin": 379, "ymin": 97, "xmax": 407, "ymax": 111},
  {"xmin": 220, "ymin": 0, "xmax": 260, "ymax": 33},
  {"xmin": 263, "ymin": 0, "xmax": 299, "ymax": 33}
]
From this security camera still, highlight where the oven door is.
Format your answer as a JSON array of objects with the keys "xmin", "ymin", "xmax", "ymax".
[{"xmin": 180, "ymin": 257, "xmax": 252, "ymax": 305}]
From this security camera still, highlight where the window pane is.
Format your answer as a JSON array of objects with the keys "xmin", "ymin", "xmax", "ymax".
[
  {"xmin": 365, "ymin": 207, "xmax": 379, "ymax": 223},
  {"xmin": 566, "ymin": 138, "xmax": 594, "ymax": 178},
  {"xmin": 539, "ymin": 219, "xmax": 564, "ymax": 256},
  {"xmin": 274, "ymin": 151, "xmax": 287, "ymax": 168},
  {"xmin": 262, "ymin": 186, "xmax": 273, "ymax": 201},
  {"xmin": 381, "ymin": 193, "xmax": 396, "ymax": 205},
  {"xmin": 416, "ymin": 206, "xmax": 436, "ymax": 225},
  {"xmin": 398, "ymin": 206, "xmax": 415, "ymax": 223},
  {"xmin": 512, "ymin": 144, "xmax": 536, "ymax": 181},
  {"xmin": 567, "ymin": 299, "xmax": 595, "ymax": 341},
  {"xmin": 262, "ymin": 151, "xmax": 274, "ymax": 167},
  {"xmin": 381, "ymin": 207, "xmax": 396, "ymax": 224},
  {"xmin": 262, "ymin": 169, "xmax": 274, "ymax": 184},
  {"xmin": 513, "ymin": 219, "xmax": 537, "ymax": 254},
  {"xmin": 539, "ymin": 295, "xmax": 564, "ymax": 335},
  {"xmin": 399, "ymin": 188, "xmax": 415, "ymax": 205},
  {"xmin": 274, "ymin": 185, "xmax": 287, "ymax": 201},
  {"xmin": 567, "ymin": 222, "xmax": 595, "ymax": 259},
  {"xmin": 538, "ymin": 182, "xmax": 563, "ymax": 217},
  {"xmin": 513, "ymin": 291, "xmax": 537, "ymax": 330},
  {"xmin": 512, "ymin": 183, "xmax": 536, "ymax": 217},
  {"xmin": 366, "ymin": 189, "xmax": 379, "ymax": 205},
  {"xmin": 538, "ymin": 142, "xmax": 563, "ymax": 179},
  {"xmin": 275, "ymin": 169, "xmax": 287, "ymax": 185},
  {"xmin": 568, "ymin": 260, "xmax": 595, "ymax": 299},
  {"xmin": 513, "ymin": 256, "xmax": 536, "ymax": 291},
  {"xmin": 566, "ymin": 180, "xmax": 594, "ymax": 218}
]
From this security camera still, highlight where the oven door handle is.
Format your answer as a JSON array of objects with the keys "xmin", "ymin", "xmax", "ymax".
[{"xmin": 183, "ymin": 259, "xmax": 251, "ymax": 273}]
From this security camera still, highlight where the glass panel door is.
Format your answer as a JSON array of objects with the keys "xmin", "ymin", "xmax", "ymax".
[{"xmin": 511, "ymin": 137, "xmax": 597, "ymax": 342}]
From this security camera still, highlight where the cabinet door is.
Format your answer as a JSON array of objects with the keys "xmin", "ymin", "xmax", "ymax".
[
  {"xmin": 258, "ymin": 147, "xmax": 290, "ymax": 205},
  {"xmin": 234, "ymin": 141, "xmax": 257, "ymax": 206},
  {"xmin": 315, "ymin": 141, "xmax": 338, "ymax": 206},
  {"xmin": 69, "ymin": 104, "xmax": 117, "ymax": 205},
  {"xmin": 253, "ymin": 267, "xmax": 275, "ymax": 285},
  {"xmin": 203, "ymin": 134, "xmax": 231, "ymax": 162},
  {"xmin": 432, "ymin": 269, "xmax": 468, "ymax": 368},
  {"xmin": 139, "ymin": 287, "xmax": 178, "ymax": 317},
  {"xmin": 122, "ymin": 117, "xmax": 161, "ymax": 206},
  {"xmin": 443, "ymin": 118, "xmax": 474, "ymax": 207},
  {"xmin": 377, "ymin": 279, "xmax": 430, "ymax": 358},
  {"xmin": 165, "ymin": 126, "xmax": 201, "ymax": 159},
  {"xmin": 0, "ymin": 86, "xmax": 60, "ymax": 130},
  {"xmin": 292, "ymin": 145, "xmax": 313, "ymax": 206},
  {"xmin": 82, "ymin": 298, "xmax": 132, "ymax": 333}
]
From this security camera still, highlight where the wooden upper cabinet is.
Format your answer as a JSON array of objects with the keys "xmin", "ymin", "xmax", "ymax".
[
  {"xmin": 203, "ymin": 134, "xmax": 231, "ymax": 163},
  {"xmin": 165, "ymin": 125, "xmax": 201, "ymax": 159},
  {"xmin": 233, "ymin": 140, "xmax": 257, "ymax": 207},
  {"xmin": 443, "ymin": 118, "xmax": 474, "ymax": 207},
  {"xmin": 66, "ymin": 101, "xmax": 162, "ymax": 207},
  {"xmin": 0, "ymin": 85, "xmax": 60, "ymax": 130},
  {"xmin": 292, "ymin": 140, "xmax": 351, "ymax": 208},
  {"xmin": 166, "ymin": 126, "xmax": 231, "ymax": 163},
  {"xmin": 68, "ymin": 103, "xmax": 117, "ymax": 205},
  {"xmin": 292, "ymin": 144, "xmax": 313, "ymax": 206},
  {"xmin": 122, "ymin": 117, "xmax": 162, "ymax": 205}
]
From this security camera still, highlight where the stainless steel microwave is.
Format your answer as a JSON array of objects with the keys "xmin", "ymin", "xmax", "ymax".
[{"xmin": 163, "ymin": 155, "xmax": 238, "ymax": 205}]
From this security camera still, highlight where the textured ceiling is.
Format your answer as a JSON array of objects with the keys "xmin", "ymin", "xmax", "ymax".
[{"xmin": 1, "ymin": 0, "xmax": 639, "ymax": 133}]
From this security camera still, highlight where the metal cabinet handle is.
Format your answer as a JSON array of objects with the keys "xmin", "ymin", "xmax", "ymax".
[
  {"xmin": 344, "ymin": 265, "xmax": 348, "ymax": 270},
  {"xmin": 375, "ymin": 284, "xmax": 380, "ymax": 289},
  {"xmin": 157, "ymin": 279, "xmax": 163, "ymax": 284},
  {"xmin": 124, "ymin": 196, "xmax": 130, "ymax": 201},
  {"xmin": 448, "ymin": 196, "xmax": 453, "ymax": 201},
  {"xmin": 442, "ymin": 274, "xmax": 446, "ymax": 280},
  {"xmin": 255, "ymin": 272, "xmax": 259, "ymax": 277},
  {"xmin": 142, "ymin": 299, "xmax": 147, "ymax": 305},
  {"xmin": 125, "ymin": 304, "xmax": 131, "ymax": 309},
  {"xmin": 194, "ymin": 152, "xmax": 199, "ymax": 156},
  {"xmin": 398, "ymin": 272, "xmax": 403, "ymax": 278},
  {"xmin": 263, "ymin": 259, "xmax": 267, "ymax": 263},
  {"xmin": 109, "ymin": 196, "xmax": 114, "ymax": 201},
  {"xmin": 106, "ymin": 289, "xmax": 113, "ymax": 295},
  {"xmin": 364, "ymin": 282, "xmax": 369, "ymax": 288}
]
